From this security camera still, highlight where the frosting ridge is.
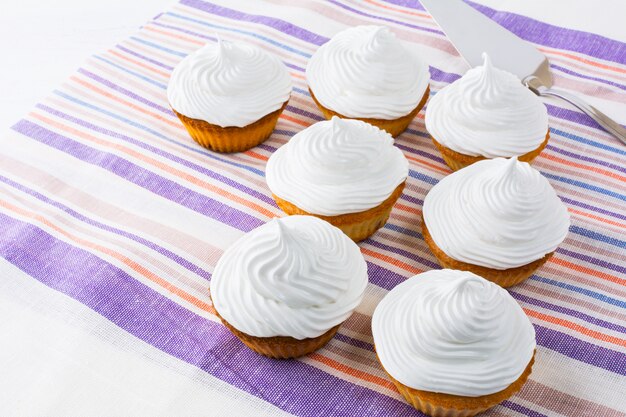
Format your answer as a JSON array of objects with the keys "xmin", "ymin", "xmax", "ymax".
[
  {"xmin": 306, "ymin": 25, "xmax": 430, "ymax": 119},
  {"xmin": 372, "ymin": 269, "xmax": 536, "ymax": 396},
  {"xmin": 266, "ymin": 117, "xmax": 409, "ymax": 215},
  {"xmin": 210, "ymin": 216, "xmax": 368, "ymax": 339},
  {"xmin": 167, "ymin": 38, "xmax": 292, "ymax": 127},
  {"xmin": 425, "ymin": 53, "xmax": 548, "ymax": 157}
]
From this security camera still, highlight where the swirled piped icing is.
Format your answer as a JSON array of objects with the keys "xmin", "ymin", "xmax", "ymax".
[
  {"xmin": 425, "ymin": 53, "xmax": 548, "ymax": 157},
  {"xmin": 372, "ymin": 269, "xmax": 536, "ymax": 397},
  {"xmin": 167, "ymin": 38, "xmax": 292, "ymax": 127},
  {"xmin": 306, "ymin": 25, "xmax": 430, "ymax": 119},
  {"xmin": 210, "ymin": 215, "xmax": 368, "ymax": 339},
  {"xmin": 423, "ymin": 157, "xmax": 570, "ymax": 269},
  {"xmin": 266, "ymin": 117, "xmax": 409, "ymax": 216}
]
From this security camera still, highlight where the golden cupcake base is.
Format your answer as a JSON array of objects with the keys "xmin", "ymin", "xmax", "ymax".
[
  {"xmin": 214, "ymin": 307, "xmax": 339, "ymax": 359},
  {"xmin": 273, "ymin": 182, "xmax": 405, "ymax": 242},
  {"xmin": 172, "ymin": 101, "xmax": 288, "ymax": 153},
  {"xmin": 384, "ymin": 353, "xmax": 535, "ymax": 417},
  {"xmin": 309, "ymin": 87, "xmax": 430, "ymax": 137},
  {"xmin": 431, "ymin": 131, "xmax": 550, "ymax": 171},
  {"xmin": 422, "ymin": 219, "xmax": 553, "ymax": 287}
]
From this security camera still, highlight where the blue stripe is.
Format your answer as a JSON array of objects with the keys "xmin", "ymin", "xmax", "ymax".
[
  {"xmin": 92, "ymin": 56, "xmax": 168, "ymax": 89},
  {"xmin": 551, "ymin": 127, "xmax": 626, "ymax": 157},
  {"xmin": 544, "ymin": 172, "xmax": 626, "ymax": 202},
  {"xmin": 408, "ymin": 169, "xmax": 439, "ymax": 185},
  {"xmin": 532, "ymin": 275, "xmax": 626, "ymax": 309},
  {"xmin": 129, "ymin": 36, "xmax": 187, "ymax": 57},
  {"xmin": 165, "ymin": 12, "xmax": 313, "ymax": 58},
  {"xmin": 51, "ymin": 91, "xmax": 266, "ymax": 177},
  {"xmin": 383, "ymin": 223, "xmax": 422, "ymax": 239},
  {"xmin": 570, "ymin": 225, "xmax": 626, "ymax": 249}
]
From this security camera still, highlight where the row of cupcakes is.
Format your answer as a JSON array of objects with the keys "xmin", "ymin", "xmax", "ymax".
[
  {"xmin": 167, "ymin": 27, "xmax": 550, "ymax": 172},
  {"xmin": 167, "ymin": 25, "xmax": 569, "ymax": 417}
]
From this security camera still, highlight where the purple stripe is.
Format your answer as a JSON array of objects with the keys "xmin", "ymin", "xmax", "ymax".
[
  {"xmin": 35, "ymin": 104, "xmax": 276, "ymax": 206},
  {"xmin": 334, "ymin": 333, "xmax": 375, "ymax": 351},
  {"xmin": 365, "ymin": 261, "xmax": 408, "ymax": 290},
  {"xmin": 326, "ymin": 0, "xmax": 443, "ymax": 35},
  {"xmin": 285, "ymin": 105, "xmax": 324, "ymax": 121},
  {"xmin": 0, "ymin": 174, "xmax": 212, "ymax": 280},
  {"xmin": 501, "ymin": 401, "xmax": 549, "ymax": 417},
  {"xmin": 511, "ymin": 291, "xmax": 626, "ymax": 334},
  {"xmin": 557, "ymin": 247, "xmax": 626, "ymax": 275},
  {"xmin": 116, "ymin": 44, "xmax": 175, "ymax": 71},
  {"xmin": 545, "ymin": 144, "xmax": 626, "ymax": 175},
  {"xmin": 560, "ymin": 197, "xmax": 626, "ymax": 222},
  {"xmin": 365, "ymin": 239, "xmax": 440, "ymax": 270},
  {"xmin": 77, "ymin": 68, "xmax": 172, "ymax": 114},
  {"xmin": 395, "ymin": 143, "xmax": 446, "ymax": 165},
  {"xmin": 0, "ymin": 212, "xmax": 419, "ymax": 417},
  {"xmin": 534, "ymin": 324, "xmax": 626, "ymax": 376},
  {"xmin": 399, "ymin": 193, "xmax": 424, "ymax": 206},
  {"xmin": 551, "ymin": 64, "xmax": 626, "ymax": 91},
  {"xmin": 383, "ymin": 0, "xmax": 626, "ymax": 65},
  {"xmin": 179, "ymin": 0, "xmax": 329, "ymax": 46},
  {"xmin": 12, "ymin": 120, "xmax": 264, "ymax": 232}
]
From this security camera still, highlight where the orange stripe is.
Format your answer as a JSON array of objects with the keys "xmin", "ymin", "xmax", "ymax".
[
  {"xmin": 243, "ymin": 149, "xmax": 269, "ymax": 161},
  {"xmin": 550, "ymin": 256, "xmax": 626, "ymax": 287},
  {"xmin": 524, "ymin": 308, "xmax": 626, "ymax": 348},
  {"xmin": 569, "ymin": 207, "xmax": 626, "ymax": 230},
  {"xmin": 0, "ymin": 199, "xmax": 215, "ymax": 314},
  {"xmin": 70, "ymin": 76, "xmax": 181, "ymax": 129},
  {"xmin": 280, "ymin": 113, "xmax": 310, "ymax": 127},
  {"xmin": 394, "ymin": 203, "xmax": 422, "ymax": 216},
  {"xmin": 363, "ymin": 0, "xmax": 431, "ymax": 19},
  {"xmin": 144, "ymin": 25, "xmax": 204, "ymax": 45},
  {"xmin": 542, "ymin": 152, "xmax": 626, "ymax": 183},
  {"xmin": 404, "ymin": 154, "xmax": 449, "ymax": 174},
  {"xmin": 108, "ymin": 49, "xmax": 172, "ymax": 78},
  {"xmin": 538, "ymin": 47, "xmax": 626, "ymax": 75},
  {"xmin": 29, "ymin": 112, "xmax": 277, "ymax": 219},
  {"xmin": 309, "ymin": 353, "xmax": 397, "ymax": 391},
  {"xmin": 361, "ymin": 247, "xmax": 423, "ymax": 274}
]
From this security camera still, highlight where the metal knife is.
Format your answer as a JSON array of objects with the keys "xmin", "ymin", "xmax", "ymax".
[{"xmin": 419, "ymin": 0, "xmax": 626, "ymax": 145}]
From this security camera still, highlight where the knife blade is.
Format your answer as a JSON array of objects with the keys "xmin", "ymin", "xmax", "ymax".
[{"xmin": 420, "ymin": 0, "xmax": 551, "ymax": 86}]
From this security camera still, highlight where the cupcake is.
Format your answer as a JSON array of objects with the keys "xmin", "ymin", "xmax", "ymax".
[
  {"xmin": 372, "ymin": 269, "xmax": 536, "ymax": 417},
  {"xmin": 210, "ymin": 215, "xmax": 368, "ymax": 359},
  {"xmin": 266, "ymin": 116, "xmax": 409, "ymax": 241},
  {"xmin": 422, "ymin": 157, "xmax": 570, "ymax": 287},
  {"xmin": 306, "ymin": 25, "xmax": 430, "ymax": 137},
  {"xmin": 425, "ymin": 53, "xmax": 549, "ymax": 171},
  {"xmin": 167, "ymin": 37, "xmax": 292, "ymax": 152}
]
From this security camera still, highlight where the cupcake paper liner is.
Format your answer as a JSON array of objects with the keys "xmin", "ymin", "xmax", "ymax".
[
  {"xmin": 172, "ymin": 101, "xmax": 288, "ymax": 153},
  {"xmin": 422, "ymin": 219, "xmax": 553, "ymax": 287},
  {"xmin": 309, "ymin": 87, "xmax": 430, "ymax": 137},
  {"xmin": 431, "ymin": 131, "xmax": 550, "ymax": 172},
  {"xmin": 385, "ymin": 353, "xmax": 535, "ymax": 417},
  {"xmin": 273, "ymin": 182, "xmax": 406, "ymax": 242},
  {"xmin": 215, "ymin": 307, "xmax": 340, "ymax": 359}
]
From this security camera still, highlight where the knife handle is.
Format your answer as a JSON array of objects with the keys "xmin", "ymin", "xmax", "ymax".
[{"xmin": 524, "ymin": 77, "xmax": 626, "ymax": 145}]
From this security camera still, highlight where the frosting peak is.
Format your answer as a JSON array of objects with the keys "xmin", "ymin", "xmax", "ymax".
[
  {"xmin": 210, "ymin": 216, "xmax": 368, "ymax": 339},
  {"xmin": 306, "ymin": 25, "xmax": 430, "ymax": 119},
  {"xmin": 266, "ymin": 117, "xmax": 409, "ymax": 215},
  {"xmin": 372, "ymin": 269, "xmax": 536, "ymax": 396},
  {"xmin": 423, "ymin": 157, "xmax": 570, "ymax": 269},
  {"xmin": 425, "ymin": 53, "xmax": 548, "ymax": 157},
  {"xmin": 167, "ymin": 39, "xmax": 292, "ymax": 127}
]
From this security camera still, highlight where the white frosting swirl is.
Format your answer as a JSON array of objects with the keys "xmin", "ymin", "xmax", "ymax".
[
  {"xmin": 210, "ymin": 215, "xmax": 368, "ymax": 339},
  {"xmin": 266, "ymin": 117, "xmax": 408, "ymax": 216},
  {"xmin": 167, "ymin": 38, "xmax": 292, "ymax": 127},
  {"xmin": 372, "ymin": 269, "xmax": 536, "ymax": 397},
  {"xmin": 306, "ymin": 25, "xmax": 430, "ymax": 119},
  {"xmin": 425, "ymin": 54, "xmax": 548, "ymax": 157},
  {"xmin": 423, "ymin": 157, "xmax": 570, "ymax": 269}
]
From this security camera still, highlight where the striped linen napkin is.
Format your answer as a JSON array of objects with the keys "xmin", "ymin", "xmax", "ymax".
[{"xmin": 1, "ymin": 0, "xmax": 625, "ymax": 416}]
